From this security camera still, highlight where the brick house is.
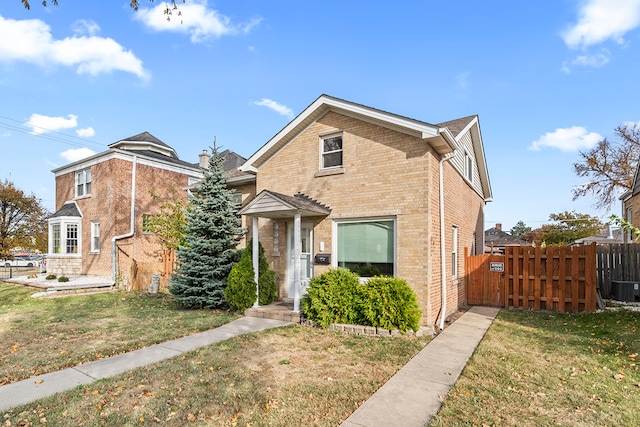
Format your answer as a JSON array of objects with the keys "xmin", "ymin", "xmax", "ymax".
[
  {"xmin": 484, "ymin": 223, "xmax": 529, "ymax": 253},
  {"xmin": 233, "ymin": 95, "xmax": 492, "ymax": 327},
  {"xmin": 620, "ymin": 162, "xmax": 640, "ymax": 242},
  {"xmin": 47, "ymin": 132, "xmax": 215, "ymax": 285}
]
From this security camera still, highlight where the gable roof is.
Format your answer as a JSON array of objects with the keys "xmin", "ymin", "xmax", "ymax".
[
  {"xmin": 239, "ymin": 94, "xmax": 459, "ymax": 173},
  {"xmin": 238, "ymin": 190, "xmax": 331, "ymax": 219}
]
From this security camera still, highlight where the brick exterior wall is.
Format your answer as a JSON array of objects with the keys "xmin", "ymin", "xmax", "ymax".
[
  {"xmin": 51, "ymin": 156, "xmax": 193, "ymax": 287},
  {"xmin": 622, "ymin": 195, "xmax": 640, "ymax": 243},
  {"xmin": 247, "ymin": 111, "xmax": 487, "ymax": 326}
]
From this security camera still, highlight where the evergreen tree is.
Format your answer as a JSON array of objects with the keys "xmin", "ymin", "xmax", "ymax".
[{"xmin": 168, "ymin": 147, "xmax": 245, "ymax": 308}]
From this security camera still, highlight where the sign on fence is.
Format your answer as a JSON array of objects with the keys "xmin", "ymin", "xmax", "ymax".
[{"xmin": 489, "ymin": 262, "xmax": 504, "ymax": 272}]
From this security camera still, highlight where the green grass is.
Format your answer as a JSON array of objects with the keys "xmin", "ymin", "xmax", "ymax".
[
  {"xmin": 430, "ymin": 309, "xmax": 640, "ymax": 426},
  {"xmin": 1, "ymin": 325, "xmax": 429, "ymax": 426},
  {"xmin": 0, "ymin": 282, "xmax": 237, "ymax": 385}
]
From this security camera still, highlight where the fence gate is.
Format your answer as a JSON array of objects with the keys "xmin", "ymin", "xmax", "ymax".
[{"xmin": 465, "ymin": 244, "xmax": 597, "ymax": 313}]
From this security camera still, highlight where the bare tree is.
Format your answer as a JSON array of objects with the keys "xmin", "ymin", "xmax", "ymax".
[
  {"xmin": 572, "ymin": 123, "xmax": 640, "ymax": 210},
  {"xmin": 21, "ymin": 0, "xmax": 185, "ymax": 16}
]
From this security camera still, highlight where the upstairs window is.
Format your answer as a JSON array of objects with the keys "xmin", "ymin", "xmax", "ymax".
[
  {"xmin": 75, "ymin": 168, "xmax": 92, "ymax": 198},
  {"xmin": 322, "ymin": 134, "xmax": 343, "ymax": 169},
  {"xmin": 464, "ymin": 151, "xmax": 473, "ymax": 182}
]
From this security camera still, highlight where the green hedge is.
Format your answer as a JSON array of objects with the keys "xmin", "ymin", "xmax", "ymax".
[
  {"xmin": 225, "ymin": 240, "xmax": 277, "ymax": 312},
  {"xmin": 302, "ymin": 268, "xmax": 364, "ymax": 327},
  {"xmin": 302, "ymin": 268, "xmax": 421, "ymax": 332}
]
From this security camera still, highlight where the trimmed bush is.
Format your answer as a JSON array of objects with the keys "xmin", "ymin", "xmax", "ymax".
[
  {"xmin": 225, "ymin": 240, "xmax": 277, "ymax": 312},
  {"xmin": 302, "ymin": 268, "xmax": 364, "ymax": 328},
  {"xmin": 302, "ymin": 269, "xmax": 422, "ymax": 332},
  {"xmin": 359, "ymin": 276, "xmax": 421, "ymax": 333},
  {"xmin": 45, "ymin": 274, "xmax": 57, "ymax": 280},
  {"xmin": 58, "ymin": 276, "xmax": 69, "ymax": 283}
]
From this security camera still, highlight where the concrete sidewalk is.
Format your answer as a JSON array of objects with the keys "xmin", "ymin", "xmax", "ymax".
[
  {"xmin": 0, "ymin": 316, "xmax": 292, "ymax": 412},
  {"xmin": 341, "ymin": 306, "xmax": 500, "ymax": 427}
]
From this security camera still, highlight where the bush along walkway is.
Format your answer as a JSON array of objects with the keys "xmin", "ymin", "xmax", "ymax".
[
  {"xmin": 0, "ymin": 317, "xmax": 292, "ymax": 412},
  {"xmin": 341, "ymin": 306, "xmax": 500, "ymax": 427}
]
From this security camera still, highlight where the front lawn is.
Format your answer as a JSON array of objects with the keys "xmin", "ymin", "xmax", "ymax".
[
  {"xmin": 1, "ymin": 325, "xmax": 429, "ymax": 426},
  {"xmin": 0, "ymin": 282, "xmax": 237, "ymax": 386},
  {"xmin": 430, "ymin": 308, "xmax": 640, "ymax": 426}
]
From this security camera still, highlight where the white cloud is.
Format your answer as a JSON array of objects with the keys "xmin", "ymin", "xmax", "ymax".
[
  {"xmin": 25, "ymin": 114, "xmax": 78, "ymax": 135},
  {"xmin": 562, "ymin": 49, "xmax": 611, "ymax": 73},
  {"xmin": 76, "ymin": 127, "xmax": 95, "ymax": 137},
  {"xmin": 71, "ymin": 19, "xmax": 100, "ymax": 36},
  {"xmin": 134, "ymin": 0, "xmax": 261, "ymax": 43},
  {"xmin": 252, "ymin": 98, "xmax": 293, "ymax": 118},
  {"xmin": 529, "ymin": 126, "xmax": 603, "ymax": 152},
  {"xmin": 60, "ymin": 147, "xmax": 96, "ymax": 162},
  {"xmin": 0, "ymin": 14, "xmax": 148, "ymax": 79},
  {"xmin": 563, "ymin": 0, "xmax": 640, "ymax": 50}
]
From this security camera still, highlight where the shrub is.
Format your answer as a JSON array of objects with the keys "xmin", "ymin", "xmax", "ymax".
[
  {"xmin": 57, "ymin": 276, "xmax": 69, "ymax": 283},
  {"xmin": 302, "ymin": 269, "xmax": 422, "ymax": 333},
  {"xmin": 45, "ymin": 274, "xmax": 57, "ymax": 280},
  {"xmin": 359, "ymin": 276, "xmax": 421, "ymax": 333},
  {"xmin": 302, "ymin": 268, "xmax": 364, "ymax": 327},
  {"xmin": 225, "ymin": 240, "xmax": 277, "ymax": 312}
]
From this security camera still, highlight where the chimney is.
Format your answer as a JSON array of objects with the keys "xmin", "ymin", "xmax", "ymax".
[
  {"xmin": 199, "ymin": 150, "xmax": 210, "ymax": 169},
  {"xmin": 496, "ymin": 223, "xmax": 502, "ymax": 231}
]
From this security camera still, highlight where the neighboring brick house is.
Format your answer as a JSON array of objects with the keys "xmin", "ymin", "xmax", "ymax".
[
  {"xmin": 47, "ymin": 132, "xmax": 213, "ymax": 284},
  {"xmin": 620, "ymin": 162, "xmax": 640, "ymax": 242},
  {"xmin": 233, "ymin": 95, "xmax": 492, "ymax": 327},
  {"xmin": 484, "ymin": 223, "xmax": 529, "ymax": 253}
]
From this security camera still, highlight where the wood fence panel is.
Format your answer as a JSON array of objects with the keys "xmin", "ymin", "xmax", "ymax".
[
  {"xmin": 465, "ymin": 249, "xmax": 504, "ymax": 306},
  {"xmin": 466, "ymin": 244, "xmax": 596, "ymax": 313}
]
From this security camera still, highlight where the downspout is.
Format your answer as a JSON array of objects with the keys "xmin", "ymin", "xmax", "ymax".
[
  {"xmin": 438, "ymin": 151, "xmax": 455, "ymax": 331},
  {"xmin": 112, "ymin": 156, "xmax": 137, "ymax": 281}
]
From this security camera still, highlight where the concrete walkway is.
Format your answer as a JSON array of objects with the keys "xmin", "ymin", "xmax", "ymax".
[
  {"xmin": 341, "ymin": 306, "xmax": 500, "ymax": 427},
  {"xmin": 0, "ymin": 316, "xmax": 292, "ymax": 412}
]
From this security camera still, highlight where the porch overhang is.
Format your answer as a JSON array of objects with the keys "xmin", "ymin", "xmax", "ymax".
[
  {"xmin": 238, "ymin": 190, "xmax": 332, "ymax": 219},
  {"xmin": 238, "ymin": 190, "xmax": 331, "ymax": 313}
]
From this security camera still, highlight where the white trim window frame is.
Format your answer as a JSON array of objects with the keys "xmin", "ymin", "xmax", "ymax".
[
  {"xmin": 452, "ymin": 225, "xmax": 459, "ymax": 278},
  {"xmin": 90, "ymin": 221, "xmax": 100, "ymax": 253},
  {"xmin": 320, "ymin": 133, "xmax": 343, "ymax": 170},
  {"xmin": 464, "ymin": 150, "xmax": 473, "ymax": 183},
  {"xmin": 48, "ymin": 218, "xmax": 82, "ymax": 256},
  {"xmin": 75, "ymin": 168, "xmax": 92, "ymax": 198},
  {"xmin": 332, "ymin": 216, "xmax": 396, "ymax": 278}
]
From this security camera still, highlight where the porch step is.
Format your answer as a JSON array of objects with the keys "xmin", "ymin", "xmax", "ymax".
[{"xmin": 245, "ymin": 306, "xmax": 301, "ymax": 323}]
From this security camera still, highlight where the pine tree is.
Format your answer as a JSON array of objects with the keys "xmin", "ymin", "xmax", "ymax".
[{"xmin": 168, "ymin": 147, "xmax": 245, "ymax": 308}]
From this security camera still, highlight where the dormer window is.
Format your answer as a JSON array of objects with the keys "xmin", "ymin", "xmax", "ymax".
[
  {"xmin": 321, "ymin": 134, "xmax": 343, "ymax": 169},
  {"xmin": 75, "ymin": 168, "xmax": 92, "ymax": 198}
]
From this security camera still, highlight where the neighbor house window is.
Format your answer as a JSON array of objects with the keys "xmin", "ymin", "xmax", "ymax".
[
  {"xmin": 66, "ymin": 224, "xmax": 78, "ymax": 254},
  {"xmin": 321, "ymin": 134, "xmax": 343, "ymax": 169},
  {"xmin": 336, "ymin": 218, "xmax": 395, "ymax": 277},
  {"xmin": 464, "ymin": 151, "xmax": 473, "ymax": 182},
  {"xmin": 452, "ymin": 225, "xmax": 459, "ymax": 277},
  {"xmin": 52, "ymin": 224, "xmax": 61, "ymax": 254},
  {"xmin": 75, "ymin": 168, "xmax": 92, "ymax": 198},
  {"xmin": 90, "ymin": 221, "xmax": 100, "ymax": 253},
  {"xmin": 49, "ymin": 219, "xmax": 82, "ymax": 256}
]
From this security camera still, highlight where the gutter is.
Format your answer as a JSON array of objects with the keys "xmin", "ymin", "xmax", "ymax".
[
  {"xmin": 112, "ymin": 156, "xmax": 137, "ymax": 281},
  {"xmin": 438, "ymin": 151, "xmax": 455, "ymax": 331}
]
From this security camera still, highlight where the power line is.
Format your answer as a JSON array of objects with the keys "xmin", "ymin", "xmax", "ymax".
[{"xmin": 0, "ymin": 114, "xmax": 107, "ymax": 151}]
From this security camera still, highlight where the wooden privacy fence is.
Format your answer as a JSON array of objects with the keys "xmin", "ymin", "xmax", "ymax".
[
  {"xmin": 129, "ymin": 249, "xmax": 176, "ymax": 291},
  {"xmin": 596, "ymin": 243, "xmax": 640, "ymax": 298},
  {"xmin": 466, "ymin": 244, "xmax": 597, "ymax": 313}
]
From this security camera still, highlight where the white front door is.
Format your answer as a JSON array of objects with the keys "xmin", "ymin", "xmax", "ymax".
[{"xmin": 287, "ymin": 222, "xmax": 313, "ymax": 298}]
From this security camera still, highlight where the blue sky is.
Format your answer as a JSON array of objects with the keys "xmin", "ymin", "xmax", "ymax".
[{"xmin": 1, "ymin": 0, "xmax": 639, "ymax": 232}]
